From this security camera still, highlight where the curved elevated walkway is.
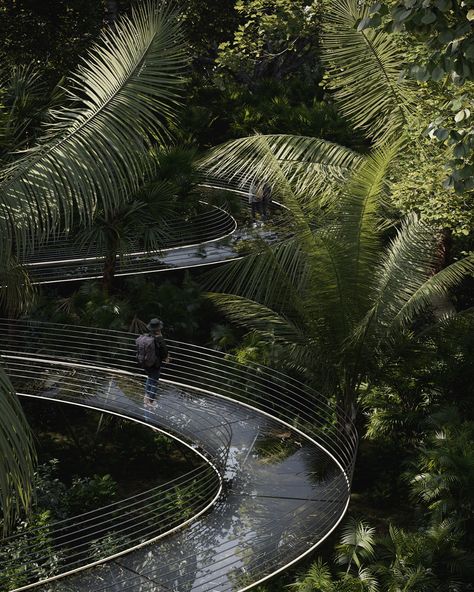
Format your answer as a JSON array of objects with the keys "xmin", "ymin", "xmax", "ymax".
[
  {"xmin": 22, "ymin": 200, "xmax": 239, "ymax": 285},
  {"xmin": 20, "ymin": 184, "xmax": 290, "ymax": 285},
  {"xmin": 1, "ymin": 320, "xmax": 357, "ymax": 592}
]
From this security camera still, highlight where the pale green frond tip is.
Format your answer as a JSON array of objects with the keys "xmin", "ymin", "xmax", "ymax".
[{"xmin": 321, "ymin": 0, "xmax": 415, "ymax": 145}]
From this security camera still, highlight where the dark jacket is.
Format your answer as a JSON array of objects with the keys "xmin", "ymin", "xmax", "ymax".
[{"xmin": 154, "ymin": 335, "xmax": 169, "ymax": 366}]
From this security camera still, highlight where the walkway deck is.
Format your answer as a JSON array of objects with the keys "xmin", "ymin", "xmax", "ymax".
[{"xmin": 1, "ymin": 320, "xmax": 356, "ymax": 592}]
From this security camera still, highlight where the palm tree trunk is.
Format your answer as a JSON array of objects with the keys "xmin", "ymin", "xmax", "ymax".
[{"xmin": 102, "ymin": 242, "xmax": 118, "ymax": 296}]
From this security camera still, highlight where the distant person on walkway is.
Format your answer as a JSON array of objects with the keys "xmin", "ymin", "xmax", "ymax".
[
  {"xmin": 261, "ymin": 181, "xmax": 272, "ymax": 221},
  {"xmin": 136, "ymin": 318, "xmax": 170, "ymax": 408},
  {"xmin": 248, "ymin": 178, "xmax": 263, "ymax": 222}
]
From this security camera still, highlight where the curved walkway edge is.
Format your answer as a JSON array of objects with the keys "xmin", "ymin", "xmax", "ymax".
[{"xmin": 1, "ymin": 320, "xmax": 357, "ymax": 592}]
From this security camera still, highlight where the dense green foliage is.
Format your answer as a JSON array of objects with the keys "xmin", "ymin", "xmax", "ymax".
[
  {"xmin": 215, "ymin": 0, "xmax": 321, "ymax": 85},
  {"xmin": 0, "ymin": 404, "xmax": 203, "ymax": 590},
  {"xmin": 0, "ymin": 0, "xmax": 473, "ymax": 590},
  {"xmin": 364, "ymin": 0, "xmax": 474, "ymax": 84},
  {"xmin": 32, "ymin": 274, "xmax": 220, "ymax": 343},
  {"xmin": 356, "ymin": 0, "xmax": 474, "ymax": 195},
  {"xmin": 0, "ymin": 0, "xmax": 106, "ymax": 81}
]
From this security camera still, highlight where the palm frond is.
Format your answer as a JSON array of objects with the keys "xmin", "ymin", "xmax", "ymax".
[
  {"xmin": 207, "ymin": 292, "xmax": 322, "ymax": 375},
  {"xmin": 77, "ymin": 198, "xmax": 167, "ymax": 258},
  {"xmin": 417, "ymin": 307, "xmax": 474, "ymax": 344},
  {"xmin": 316, "ymin": 143, "xmax": 400, "ymax": 324},
  {"xmin": 0, "ymin": 365, "xmax": 36, "ymax": 533},
  {"xmin": 303, "ymin": 227, "xmax": 358, "ymax": 354},
  {"xmin": 356, "ymin": 567, "xmax": 380, "ymax": 592},
  {"xmin": 336, "ymin": 517, "xmax": 376, "ymax": 569},
  {"xmin": 0, "ymin": 64, "xmax": 48, "ymax": 156},
  {"xmin": 200, "ymin": 134, "xmax": 362, "ymax": 219},
  {"xmin": 321, "ymin": 0, "xmax": 415, "ymax": 145},
  {"xmin": 207, "ymin": 293, "xmax": 308, "ymax": 348},
  {"xmin": 0, "ymin": 0, "xmax": 188, "ymax": 251},
  {"xmin": 289, "ymin": 558, "xmax": 335, "ymax": 591},
  {"xmin": 0, "ymin": 252, "xmax": 35, "ymax": 315},
  {"xmin": 205, "ymin": 237, "xmax": 310, "ymax": 320},
  {"xmin": 359, "ymin": 214, "xmax": 474, "ymax": 355},
  {"xmin": 389, "ymin": 255, "xmax": 474, "ymax": 335},
  {"xmin": 356, "ymin": 215, "xmax": 442, "ymax": 350}
]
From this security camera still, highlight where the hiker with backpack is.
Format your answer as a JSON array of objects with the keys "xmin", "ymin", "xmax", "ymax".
[{"xmin": 136, "ymin": 318, "xmax": 170, "ymax": 408}]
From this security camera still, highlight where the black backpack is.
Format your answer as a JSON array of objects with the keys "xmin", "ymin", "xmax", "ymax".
[{"xmin": 136, "ymin": 334, "xmax": 157, "ymax": 368}]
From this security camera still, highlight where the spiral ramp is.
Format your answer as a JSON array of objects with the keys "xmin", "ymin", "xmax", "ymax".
[{"xmin": 2, "ymin": 186, "xmax": 357, "ymax": 592}]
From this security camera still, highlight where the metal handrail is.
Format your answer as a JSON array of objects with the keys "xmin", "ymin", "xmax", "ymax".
[
  {"xmin": 1, "ymin": 318, "xmax": 357, "ymax": 592},
  {"xmin": 1, "ymin": 178, "xmax": 358, "ymax": 592},
  {"xmin": 16, "ymin": 184, "xmax": 291, "ymax": 285}
]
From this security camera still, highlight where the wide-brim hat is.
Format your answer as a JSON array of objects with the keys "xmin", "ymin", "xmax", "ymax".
[{"xmin": 147, "ymin": 318, "xmax": 163, "ymax": 331}]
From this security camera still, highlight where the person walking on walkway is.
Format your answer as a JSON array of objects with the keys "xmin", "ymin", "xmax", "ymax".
[
  {"xmin": 136, "ymin": 318, "xmax": 170, "ymax": 408},
  {"xmin": 248, "ymin": 178, "xmax": 263, "ymax": 223},
  {"xmin": 261, "ymin": 181, "xmax": 272, "ymax": 221}
]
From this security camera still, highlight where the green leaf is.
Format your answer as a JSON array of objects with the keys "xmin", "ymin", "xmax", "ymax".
[
  {"xmin": 435, "ymin": 0, "xmax": 451, "ymax": 12},
  {"xmin": 393, "ymin": 7, "xmax": 413, "ymax": 22},
  {"xmin": 411, "ymin": 64, "xmax": 430, "ymax": 81},
  {"xmin": 357, "ymin": 16, "xmax": 372, "ymax": 31},
  {"xmin": 200, "ymin": 133, "xmax": 362, "ymax": 217},
  {"xmin": 434, "ymin": 127, "xmax": 449, "ymax": 141},
  {"xmin": 464, "ymin": 43, "xmax": 474, "ymax": 60},
  {"xmin": 421, "ymin": 9, "xmax": 437, "ymax": 24},
  {"xmin": 438, "ymin": 29, "xmax": 454, "ymax": 44},
  {"xmin": 369, "ymin": 3, "xmax": 382, "ymax": 15},
  {"xmin": 0, "ymin": 366, "xmax": 36, "ymax": 533},
  {"xmin": 453, "ymin": 142, "xmax": 468, "ymax": 158},
  {"xmin": 431, "ymin": 65, "xmax": 446, "ymax": 81}
]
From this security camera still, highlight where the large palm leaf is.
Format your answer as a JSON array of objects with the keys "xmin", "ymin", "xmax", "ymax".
[
  {"xmin": 206, "ymin": 293, "xmax": 314, "ymax": 363},
  {"xmin": 0, "ymin": 0, "xmax": 188, "ymax": 252},
  {"xmin": 321, "ymin": 0, "xmax": 415, "ymax": 145},
  {"xmin": 0, "ymin": 251, "xmax": 34, "ymax": 315},
  {"xmin": 0, "ymin": 0, "xmax": 187, "ymax": 532},
  {"xmin": 200, "ymin": 134, "xmax": 362, "ymax": 220},
  {"xmin": 0, "ymin": 366, "xmax": 36, "ymax": 534},
  {"xmin": 358, "ymin": 215, "xmax": 474, "ymax": 352},
  {"xmin": 0, "ymin": 64, "xmax": 49, "ymax": 158},
  {"xmin": 206, "ymin": 237, "xmax": 309, "ymax": 318},
  {"xmin": 204, "ymin": 140, "xmax": 398, "ymax": 352},
  {"xmin": 302, "ymin": 143, "xmax": 400, "ymax": 345}
]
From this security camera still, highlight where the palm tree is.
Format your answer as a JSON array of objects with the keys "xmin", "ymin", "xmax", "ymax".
[
  {"xmin": 320, "ymin": 0, "xmax": 417, "ymax": 148},
  {"xmin": 75, "ymin": 145, "xmax": 206, "ymax": 294},
  {"xmin": 292, "ymin": 517, "xmax": 472, "ymax": 591},
  {"xmin": 199, "ymin": 0, "xmax": 473, "ymax": 418},
  {"xmin": 78, "ymin": 177, "xmax": 175, "ymax": 295},
  {"xmin": 0, "ymin": 0, "xmax": 187, "ymax": 530},
  {"xmin": 201, "ymin": 138, "xmax": 474, "ymax": 418},
  {"xmin": 0, "ymin": 64, "xmax": 54, "ymax": 160},
  {"xmin": 290, "ymin": 520, "xmax": 379, "ymax": 592}
]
